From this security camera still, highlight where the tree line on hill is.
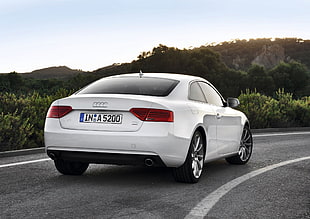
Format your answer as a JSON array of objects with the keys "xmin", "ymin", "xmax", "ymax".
[
  {"xmin": 208, "ymin": 38, "xmax": 310, "ymax": 71},
  {"xmin": 95, "ymin": 43, "xmax": 310, "ymax": 98},
  {"xmin": 1, "ymin": 38, "xmax": 309, "ymax": 99}
]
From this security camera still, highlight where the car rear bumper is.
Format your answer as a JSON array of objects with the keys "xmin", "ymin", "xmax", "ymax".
[
  {"xmin": 47, "ymin": 150, "xmax": 166, "ymax": 167},
  {"xmin": 44, "ymin": 119, "xmax": 190, "ymax": 167}
]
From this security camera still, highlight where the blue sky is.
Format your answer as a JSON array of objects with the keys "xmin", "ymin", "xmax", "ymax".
[{"xmin": 1, "ymin": 0, "xmax": 309, "ymax": 73}]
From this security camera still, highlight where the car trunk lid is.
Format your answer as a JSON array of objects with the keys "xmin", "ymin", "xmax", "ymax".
[{"xmin": 56, "ymin": 94, "xmax": 159, "ymax": 132}]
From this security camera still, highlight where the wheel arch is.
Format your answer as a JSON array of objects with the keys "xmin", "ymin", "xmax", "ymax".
[{"xmin": 244, "ymin": 120, "xmax": 251, "ymax": 129}]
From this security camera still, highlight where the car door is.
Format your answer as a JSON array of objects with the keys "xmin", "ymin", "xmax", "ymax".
[
  {"xmin": 188, "ymin": 81, "xmax": 218, "ymax": 160},
  {"xmin": 198, "ymin": 82, "xmax": 241, "ymax": 155}
]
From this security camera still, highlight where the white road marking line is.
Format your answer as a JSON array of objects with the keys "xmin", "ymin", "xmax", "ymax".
[
  {"xmin": 0, "ymin": 158, "xmax": 50, "ymax": 169},
  {"xmin": 185, "ymin": 156, "xmax": 310, "ymax": 219},
  {"xmin": 253, "ymin": 131, "xmax": 310, "ymax": 137}
]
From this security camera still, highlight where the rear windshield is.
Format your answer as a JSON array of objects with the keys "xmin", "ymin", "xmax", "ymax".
[{"xmin": 77, "ymin": 77, "xmax": 179, "ymax": 96}]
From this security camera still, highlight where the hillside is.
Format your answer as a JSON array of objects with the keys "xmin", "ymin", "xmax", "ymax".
[
  {"xmin": 21, "ymin": 66, "xmax": 87, "ymax": 79},
  {"xmin": 1, "ymin": 38, "xmax": 309, "ymax": 97},
  {"xmin": 94, "ymin": 42, "xmax": 310, "ymax": 97},
  {"xmin": 10, "ymin": 38, "xmax": 310, "ymax": 80},
  {"xmin": 206, "ymin": 38, "xmax": 310, "ymax": 71},
  {"xmin": 94, "ymin": 38, "xmax": 310, "ymax": 75}
]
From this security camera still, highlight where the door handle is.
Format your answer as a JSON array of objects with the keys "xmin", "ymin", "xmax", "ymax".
[{"xmin": 216, "ymin": 113, "xmax": 222, "ymax": 119}]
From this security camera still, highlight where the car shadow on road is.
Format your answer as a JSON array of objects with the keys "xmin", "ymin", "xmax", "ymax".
[
  {"xmin": 48, "ymin": 159, "xmax": 254, "ymax": 188},
  {"xmin": 50, "ymin": 165, "xmax": 174, "ymax": 186}
]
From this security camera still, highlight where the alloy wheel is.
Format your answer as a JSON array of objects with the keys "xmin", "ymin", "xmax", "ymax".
[
  {"xmin": 238, "ymin": 127, "xmax": 253, "ymax": 162},
  {"xmin": 191, "ymin": 132, "xmax": 204, "ymax": 178}
]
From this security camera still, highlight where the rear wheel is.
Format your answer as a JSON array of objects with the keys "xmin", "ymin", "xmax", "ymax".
[
  {"xmin": 173, "ymin": 130, "xmax": 205, "ymax": 183},
  {"xmin": 54, "ymin": 159, "xmax": 89, "ymax": 175},
  {"xmin": 226, "ymin": 125, "xmax": 253, "ymax": 165}
]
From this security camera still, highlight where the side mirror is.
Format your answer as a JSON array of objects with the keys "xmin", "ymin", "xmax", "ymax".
[{"xmin": 227, "ymin": 98, "xmax": 240, "ymax": 108}]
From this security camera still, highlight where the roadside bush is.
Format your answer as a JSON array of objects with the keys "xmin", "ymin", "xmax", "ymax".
[
  {"xmin": 0, "ymin": 89, "xmax": 72, "ymax": 152},
  {"xmin": 0, "ymin": 112, "xmax": 34, "ymax": 151},
  {"xmin": 238, "ymin": 90, "xmax": 271, "ymax": 128},
  {"xmin": 238, "ymin": 89, "xmax": 310, "ymax": 128}
]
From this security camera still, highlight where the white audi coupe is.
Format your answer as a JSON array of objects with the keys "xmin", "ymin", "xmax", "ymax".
[{"xmin": 44, "ymin": 73, "xmax": 253, "ymax": 183}]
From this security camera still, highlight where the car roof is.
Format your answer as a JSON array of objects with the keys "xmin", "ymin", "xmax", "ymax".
[{"xmin": 107, "ymin": 73, "xmax": 207, "ymax": 83}]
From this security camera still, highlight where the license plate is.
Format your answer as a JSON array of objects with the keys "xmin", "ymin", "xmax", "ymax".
[{"xmin": 79, "ymin": 113, "xmax": 123, "ymax": 124}]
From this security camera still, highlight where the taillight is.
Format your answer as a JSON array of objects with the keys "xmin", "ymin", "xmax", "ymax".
[
  {"xmin": 130, "ymin": 108, "xmax": 174, "ymax": 122},
  {"xmin": 47, "ymin": 106, "xmax": 72, "ymax": 118}
]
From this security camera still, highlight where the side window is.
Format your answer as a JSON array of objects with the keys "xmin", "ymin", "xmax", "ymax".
[
  {"xmin": 189, "ymin": 82, "xmax": 206, "ymax": 102},
  {"xmin": 198, "ymin": 82, "xmax": 223, "ymax": 106}
]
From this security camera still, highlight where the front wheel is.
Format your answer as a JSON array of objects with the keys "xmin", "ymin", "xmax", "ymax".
[
  {"xmin": 54, "ymin": 159, "xmax": 89, "ymax": 175},
  {"xmin": 173, "ymin": 130, "xmax": 205, "ymax": 183},
  {"xmin": 226, "ymin": 125, "xmax": 253, "ymax": 165}
]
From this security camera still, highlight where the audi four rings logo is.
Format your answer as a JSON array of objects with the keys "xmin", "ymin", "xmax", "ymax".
[{"xmin": 92, "ymin": 102, "xmax": 108, "ymax": 108}]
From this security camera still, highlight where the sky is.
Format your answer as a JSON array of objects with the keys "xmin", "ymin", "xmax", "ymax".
[{"xmin": 0, "ymin": 0, "xmax": 309, "ymax": 73}]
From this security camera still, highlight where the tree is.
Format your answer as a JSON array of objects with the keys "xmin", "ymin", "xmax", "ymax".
[
  {"xmin": 269, "ymin": 61, "xmax": 309, "ymax": 97},
  {"xmin": 247, "ymin": 65, "xmax": 275, "ymax": 95},
  {"xmin": 8, "ymin": 72, "xmax": 24, "ymax": 89}
]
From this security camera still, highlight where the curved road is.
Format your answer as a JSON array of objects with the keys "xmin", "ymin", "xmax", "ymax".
[{"xmin": 0, "ymin": 131, "xmax": 309, "ymax": 218}]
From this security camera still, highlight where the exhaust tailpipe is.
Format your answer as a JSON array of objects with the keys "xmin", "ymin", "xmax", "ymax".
[
  {"xmin": 145, "ymin": 158, "xmax": 154, "ymax": 167},
  {"xmin": 48, "ymin": 152, "xmax": 56, "ymax": 160}
]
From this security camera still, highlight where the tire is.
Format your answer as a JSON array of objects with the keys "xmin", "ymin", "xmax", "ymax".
[
  {"xmin": 173, "ymin": 130, "xmax": 205, "ymax": 183},
  {"xmin": 54, "ymin": 159, "xmax": 89, "ymax": 175},
  {"xmin": 226, "ymin": 125, "xmax": 253, "ymax": 165}
]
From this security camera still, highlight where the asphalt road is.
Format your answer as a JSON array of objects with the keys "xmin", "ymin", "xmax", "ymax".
[{"xmin": 0, "ymin": 131, "xmax": 309, "ymax": 219}]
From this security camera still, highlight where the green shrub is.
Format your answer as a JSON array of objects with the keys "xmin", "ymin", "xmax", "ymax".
[
  {"xmin": 0, "ymin": 90, "xmax": 72, "ymax": 152},
  {"xmin": 0, "ymin": 112, "xmax": 34, "ymax": 151},
  {"xmin": 238, "ymin": 89, "xmax": 310, "ymax": 128}
]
